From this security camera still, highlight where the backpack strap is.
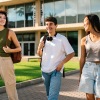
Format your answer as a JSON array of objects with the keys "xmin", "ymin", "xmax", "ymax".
[
  {"xmin": 40, "ymin": 35, "xmax": 48, "ymax": 67},
  {"xmin": 42, "ymin": 35, "xmax": 48, "ymax": 45}
]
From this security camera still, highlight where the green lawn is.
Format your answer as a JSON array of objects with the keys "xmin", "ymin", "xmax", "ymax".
[{"xmin": 0, "ymin": 60, "xmax": 79, "ymax": 87}]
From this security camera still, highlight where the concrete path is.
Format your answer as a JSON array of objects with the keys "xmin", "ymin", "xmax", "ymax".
[{"xmin": 0, "ymin": 73, "xmax": 86, "ymax": 100}]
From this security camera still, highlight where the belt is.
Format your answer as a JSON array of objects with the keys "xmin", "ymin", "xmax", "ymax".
[
  {"xmin": 89, "ymin": 61, "xmax": 100, "ymax": 65},
  {"xmin": 94, "ymin": 62, "xmax": 100, "ymax": 65}
]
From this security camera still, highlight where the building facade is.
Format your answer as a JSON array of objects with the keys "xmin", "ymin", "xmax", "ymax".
[{"xmin": 0, "ymin": 0, "xmax": 100, "ymax": 57}]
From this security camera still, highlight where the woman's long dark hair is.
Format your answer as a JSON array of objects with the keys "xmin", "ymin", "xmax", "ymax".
[
  {"xmin": 85, "ymin": 14, "xmax": 100, "ymax": 34},
  {"xmin": 0, "ymin": 10, "xmax": 8, "ymax": 28}
]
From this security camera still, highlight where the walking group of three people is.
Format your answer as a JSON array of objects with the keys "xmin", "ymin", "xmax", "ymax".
[{"xmin": 0, "ymin": 10, "xmax": 100, "ymax": 100}]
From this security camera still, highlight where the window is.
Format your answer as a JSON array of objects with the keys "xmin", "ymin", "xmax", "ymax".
[
  {"xmin": 44, "ymin": 0, "xmax": 54, "ymax": 18},
  {"xmin": 7, "ymin": 3, "xmax": 34, "ymax": 28},
  {"xmin": 17, "ymin": 33, "xmax": 35, "ymax": 41},
  {"xmin": 67, "ymin": 31, "xmax": 78, "ymax": 56},
  {"xmin": 16, "ymin": 4, "xmax": 25, "ymax": 28},
  {"xmin": 65, "ymin": 0, "xmax": 77, "ymax": 23},
  {"xmin": 54, "ymin": 0, "xmax": 65, "ymax": 24},
  {"xmin": 78, "ymin": 0, "xmax": 90, "ymax": 22},
  {"xmin": 90, "ymin": 0, "xmax": 100, "ymax": 18},
  {"xmin": 25, "ymin": 3, "xmax": 33, "ymax": 27},
  {"xmin": 7, "ymin": 6, "xmax": 16, "ymax": 28}
]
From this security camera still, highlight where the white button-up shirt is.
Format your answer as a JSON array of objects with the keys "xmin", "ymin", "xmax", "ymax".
[{"xmin": 41, "ymin": 33, "xmax": 74, "ymax": 73}]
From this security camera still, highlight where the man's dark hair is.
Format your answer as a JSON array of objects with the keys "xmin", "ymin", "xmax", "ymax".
[
  {"xmin": 45, "ymin": 16, "xmax": 57, "ymax": 25},
  {"xmin": 0, "ymin": 10, "xmax": 8, "ymax": 28}
]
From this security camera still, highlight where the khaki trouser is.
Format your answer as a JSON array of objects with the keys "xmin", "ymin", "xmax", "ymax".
[{"xmin": 0, "ymin": 57, "xmax": 19, "ymax": 100}]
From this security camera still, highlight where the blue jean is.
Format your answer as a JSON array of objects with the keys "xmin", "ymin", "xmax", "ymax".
[{"xmin": 42, "ymin": 70, "xmax": 62, "ymax": 100}]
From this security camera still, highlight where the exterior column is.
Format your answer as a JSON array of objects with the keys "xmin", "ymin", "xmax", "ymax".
[
  {"xmin": 78, "ymin": 29, "xmax": 85, "ymax": 58},
  {"xmin": 35, "ymin": 31, "xmax": 41, "ymax": 55},
  {"xmin": 35, "ymin": 0, "xmax": 41, "ymax": 26},
  {"xmin": 34, "ymin": 0, "xmax": 41, "ymax": 55}
]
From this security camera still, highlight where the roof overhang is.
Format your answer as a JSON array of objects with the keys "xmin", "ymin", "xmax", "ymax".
[
  {"xmin": 0, "ymin": 0, "xmax": 35, "ymax": 6},
  {"xmin": 11, "ymin": 23, "xmax": 84, "ymax": 33}
]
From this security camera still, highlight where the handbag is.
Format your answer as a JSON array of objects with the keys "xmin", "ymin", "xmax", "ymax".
[{"xmin": 6, "ymin": 29, "xmax": 22, "ymax": 63}]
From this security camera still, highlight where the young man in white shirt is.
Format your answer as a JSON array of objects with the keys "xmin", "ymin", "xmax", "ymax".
[{"xmin": 37, "ymin": 16, "xmax": 75, "ymax": 100}]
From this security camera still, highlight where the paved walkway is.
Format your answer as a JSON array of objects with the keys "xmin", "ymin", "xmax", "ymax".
[{"xmin": 0, "ymin": 73, "xmax": 86, "ymax": 100}]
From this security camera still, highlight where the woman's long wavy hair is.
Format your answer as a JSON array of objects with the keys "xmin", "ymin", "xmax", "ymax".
[
  {"xmin": 85, "ymin": 14, "xmax": 100, "ymax": 34},
  {"xmin": 0, "ymin": 10, "xmax": 8, "ymax": 28}
]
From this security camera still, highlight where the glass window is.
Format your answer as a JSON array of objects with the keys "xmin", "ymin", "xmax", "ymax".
[
  {"xmin": 30, "ymin": 43, "xmax": 35, "ymax": 55},
  {"xmin": 24, "ymin": 43, "xmax": 28, "ymax": 55},
  {"xmin": 7, "ymin": 2, "xmax": 35, "ymax": 28},
  {"xmin": 65, "ymin": 0, "xmax": 77, "ymax": 23},
  {"xmin": 16, "ymin": 4, "xmax": 25, "ymax": 28},
  {"xmin": 67, "ymin": 31, "xmax": 78, "ymax": 56},
  {"xmin": 54, "ymin": 0, "xmax": 65, "ymax": 24},
  {"xmin": 23, "ymin": 34, "xmax": 30, "ymax": 41},
  {"xmin": 17, "ymin": 33, "xmax": 35, "ymax": 41},
  {"xmin": 90, "ymin": 0, "xmax": 100, "ymax": 18},
  {"xmin": 58, "ymin": 31, "xmax": 67, "ymax": 37},
  {"xmin": 41, "ymin": 0, "xmax": 65, "ymax": 25},
  {"xmin": 23, "ymin": 34, "xmax": 35, "ymax": 41},
  {"xmin": 44, "ymin": 0, "xmax": 54, "ymax": 18},
  {"xmin": 25, "ymin": 3, "xmax": 33, "ymax": 27},
  {"xmin": 7, "ymin": 6, "xmax": 16, "ymax": 28},
  {"xmin": 41, "ymin": 32, "xmax": 47, "ymax": 37},
  {"xmin": 30, "ymin": 34, "xmax": 35, "ymax": 41},
  {"xmin": 16, "ymin": 34, "xmax": 23, "ymax": 41},
  {"xmin": 78, "ymin": 0, "xmax": 90, "ymax": 22}
]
